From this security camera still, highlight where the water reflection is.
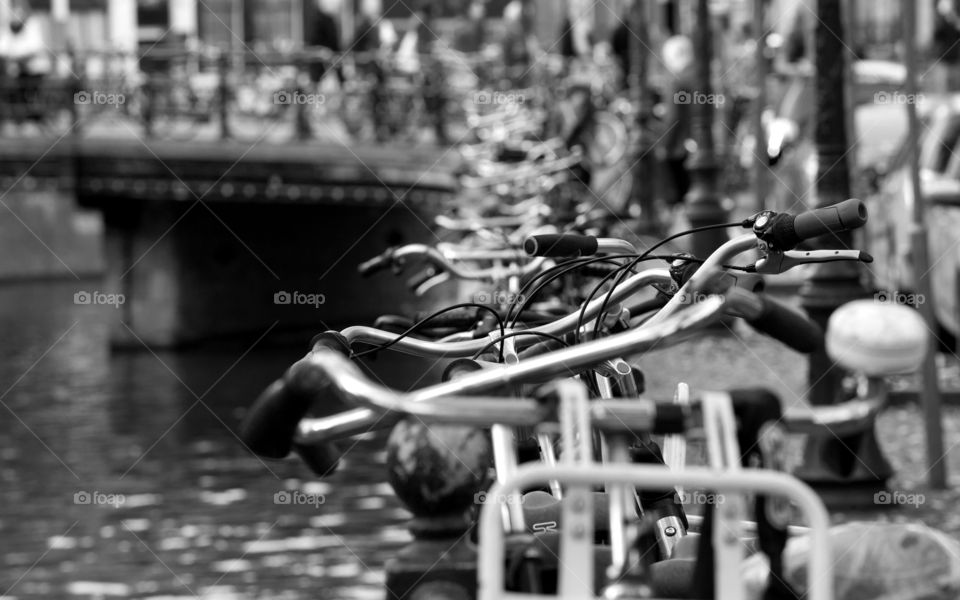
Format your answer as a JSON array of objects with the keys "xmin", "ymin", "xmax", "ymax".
[{"xmin": 0, "ymin": 281, "xmax": 410, "ymax": 599}]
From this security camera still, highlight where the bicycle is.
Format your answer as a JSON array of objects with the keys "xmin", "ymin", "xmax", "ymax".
[
  {"xmin": 0, "ymin": 58, "xmax": 75, "ymax": 137},
  {"xmin": 238, "ymin": 200, "xmax": 909, "ymax": 598},
  {"xmin": 133, "ymin": 46, "xmax": 222, "ymax": 141}
]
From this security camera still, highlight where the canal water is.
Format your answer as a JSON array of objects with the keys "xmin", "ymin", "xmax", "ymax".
[{"xmin": 0, "ymin": 280, "xmax": 415, "ymax": 600}]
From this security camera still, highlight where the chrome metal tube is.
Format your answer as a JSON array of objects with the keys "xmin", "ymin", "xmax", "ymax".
[
  {"xmin": 296, "ymin": 296, "xmax": 725, "ymax": 443},
  {"xmin": 643, "ymin": 234, "xmax": 756, "ymax": 326},
  {"xmin": 339, "ymin": 269, "xmax": 672, "ymax": 358}
]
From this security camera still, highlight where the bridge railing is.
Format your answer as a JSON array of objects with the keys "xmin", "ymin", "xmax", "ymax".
[{"xmin": 0, "ymin": 45, "xmax": 549, "ymax": 144}]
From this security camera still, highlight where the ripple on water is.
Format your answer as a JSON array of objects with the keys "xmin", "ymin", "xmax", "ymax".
[
  {"xmin": 66, "ymin": 581, "xmax": 131, "ymax": 596},
  {"xmin": 1, "ymin": 281, "xmax": 422, "ymax": 599},
  {"xmin": 308, "ymin": 514, "xmax": 349, "ymax": 528},
  {"xmin": 212, "ymin": 559, "xmax": 254, "ymax": 573},
  {"xmin": 243, "ymin": 535, "xmax": 344, "ymax": 554}
]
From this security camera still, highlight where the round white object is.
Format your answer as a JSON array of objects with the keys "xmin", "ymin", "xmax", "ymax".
[{"xmin": 825, "ymin": 299, "xmax": 928, "ymax": 376}]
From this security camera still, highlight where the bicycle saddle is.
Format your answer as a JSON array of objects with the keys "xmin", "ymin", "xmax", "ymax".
[
  {"xmin": 521, "ymin": 490, "xmax": 613, "ymax": 541},
  {"xmin": 504, "ymin": 527, "xmax": 708, "ymax": 598}
]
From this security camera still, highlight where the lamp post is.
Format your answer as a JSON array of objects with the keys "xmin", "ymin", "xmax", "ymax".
[
  {"xmin": 684, "ymin": 0, "xmax": 729, "ymax": 259},
  {"xmin": 627, "ymin": 0, "xmax": 658, "ymax": 232},
  {"xmin": 799, "ymin": 0, "xmax": 870, "ymax": 405}
]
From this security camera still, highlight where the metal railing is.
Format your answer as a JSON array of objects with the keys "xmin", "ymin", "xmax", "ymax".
[{"xmin": 0, "ymin": 45, "xmax": 550, "ymax": 144}]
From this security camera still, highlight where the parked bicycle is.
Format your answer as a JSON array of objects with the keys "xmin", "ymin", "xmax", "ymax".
[{"xmin": 233, "ymin": 197, "xmax": 958, "ymax": 599}]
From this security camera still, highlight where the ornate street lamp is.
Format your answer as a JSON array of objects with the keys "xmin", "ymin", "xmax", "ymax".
[
  {"xmin": 799, "ymin": 0, "xmax": 871, "ymax": 405},
  {"xmin": 684, "ymin": 0, "xmax": 729, "ymax": 258}
]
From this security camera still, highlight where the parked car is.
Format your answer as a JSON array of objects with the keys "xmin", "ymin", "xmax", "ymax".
[{"xmin": 863, "ymin": 94, "xmax": 960, "ymax": 338}]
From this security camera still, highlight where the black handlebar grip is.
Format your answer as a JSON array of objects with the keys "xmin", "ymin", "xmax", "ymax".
[
  {"xmin": 745, "ymin": 296, "xmax": 824, "ymax": 354},
  {"xmin": 241, "ymin": 335, "xmax": 353, "ymax": 459},
  {"xmin": 371, "ymin": 315, "xmax": 415, "ymax": 333},
  {"xmin": 523, "ymin": 233, "xmax": 599, "ymax": 257},
  {"xmin": 292, "ymin": 439, "xmax": 341, "ymax": 478},
  {"xmin": 758, "ymin": 199, "xmax": 867, "ymax": 250},
  {"xmin": 442, "ymin": 358, "xmax": 485, "ymax": 382},
  {"xmin": 793, "ymin": 198, "xmax": 868, "ymax": 242},
  {"xmin": 239, "ymin": 378, "xmax": 313, "ymax": 459}
]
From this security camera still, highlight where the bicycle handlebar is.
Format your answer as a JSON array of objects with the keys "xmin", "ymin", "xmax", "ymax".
[
  {"xmin": 357, "ymin": 244, "xmax": 547, "ymax": 281},
  {"xmin": 339, "ymin": 269, "xmax": 672, "ymax": 357},
  {"xmin": 460, "ymin": 153, "xmax": 583, "ymax": 189},
  {"xmin": 755, "ymin": 198, "xmax": 867, "ymax": 250},
  {"xmin": 239, "ymin": 295, "xmax": 728, "ymax": 455}
]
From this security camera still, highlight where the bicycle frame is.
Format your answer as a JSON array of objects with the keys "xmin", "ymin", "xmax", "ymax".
[{"xmin": 477, "ymin": 465, "xmax": 833, "ymax": 600}]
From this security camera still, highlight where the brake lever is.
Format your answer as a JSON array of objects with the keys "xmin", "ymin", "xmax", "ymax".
[{"xmin": 754, "ymin": 248, "xmax": 873, "ymax": 275}]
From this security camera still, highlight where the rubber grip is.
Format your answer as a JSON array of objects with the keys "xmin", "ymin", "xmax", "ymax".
[
  {"xmin": 793, "ymin": 198, "xmax": 868, "ymax": 242},
  {"xmin": 523, "ymin": 234, "xmax": 599, "ymax": 257},
  {"xmin": 240, "ymin": 340, "xmax": 351, "ymax": 459},
  {"xmin": 442, "ymin": 358, "xmax": 485, "ymax": 381},
  {"xmin": 239, "ymin": 377, "xmax": 313, "ymax": 459},
  {"xmin": 292, "ymin": 439, "xmax": 341, "ymax": 478},
  {"xmin": 745, "ymin": 296, "xmax": 824, "ymax": 354},
  {"xmin": 371, "ymin": 315, "xmax": 415, "ymax": 333}
]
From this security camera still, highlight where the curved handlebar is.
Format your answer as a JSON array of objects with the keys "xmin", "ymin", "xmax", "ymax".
[
  {"xmin": 239, "ymin": 295, "xmax": 729, "ymax": 454},
  {"xmin": 460, "ymin": 153, "xmax": 583, "ymax": 189},
  {"xmin": 339, "ymin": 269, "xmax": 672, "ymax": 357},
  {"xmin": 357, "ymin": 244, "xmax": 548, "ymax": 281}
]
